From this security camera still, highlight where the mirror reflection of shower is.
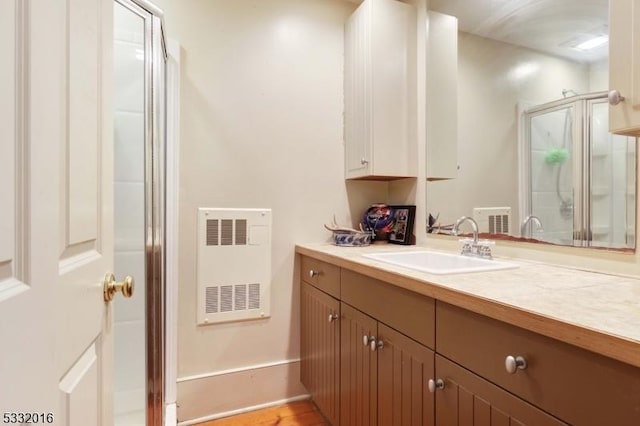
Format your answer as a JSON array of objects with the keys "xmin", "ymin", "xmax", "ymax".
[{"xmin": 523, "ymin": 91, "xmax": 636, "ymax": 249}]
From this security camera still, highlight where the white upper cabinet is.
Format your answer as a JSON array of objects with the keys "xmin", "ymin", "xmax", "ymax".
[
  {"xmin": 609, "ymin": 0, "xmax": 640, "ymax": 136},
  {"xmin": 344, "ymin": 0, "xmax": 417, "ymax": 180},
  {"xmin": 426, "ymin": 11, "xmax": 458, "ymax": 180}
]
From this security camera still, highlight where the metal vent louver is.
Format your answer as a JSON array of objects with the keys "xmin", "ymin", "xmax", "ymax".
[
  {"xmin": 205, "ymin": 286, "xmax": 218, "ymax": 313},
  {"xmin": 204, "ymin": 283, "xmax": 262, "ymax": 315},
  {"xmin": 236, "ymin": 219, "xmax": 247, "ymax": 245},
  {"xmin": 488, "ymin": 214, "xmax": 510, "ymax": 234},
  {"xmin": 206, "ymin": 220, "xmax": 219, "ymax": 246}
]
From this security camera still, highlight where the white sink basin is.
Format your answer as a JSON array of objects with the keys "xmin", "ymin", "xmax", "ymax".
[{"xmin": 362, "ymin": 251, "xmax": 519, "ymax": 275}]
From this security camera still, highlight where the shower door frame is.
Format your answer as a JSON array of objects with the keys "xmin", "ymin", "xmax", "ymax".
[
  {"xmin": 114, "ymin": 0, "xmax": 167, "ymax": 425},
  {"xmin": 522, "ymin": 91, "xmax": 607, "ymax": 247}
]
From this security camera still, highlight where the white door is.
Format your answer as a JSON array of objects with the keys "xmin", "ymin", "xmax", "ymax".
[{"xmin": 0, "ymin": 1, "xmax": 117, "ymax": 425}]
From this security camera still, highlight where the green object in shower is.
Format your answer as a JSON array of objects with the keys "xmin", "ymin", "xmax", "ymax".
[{"xmin": 545, "ymin": 147, "xmax": 569, "ymax": 164}]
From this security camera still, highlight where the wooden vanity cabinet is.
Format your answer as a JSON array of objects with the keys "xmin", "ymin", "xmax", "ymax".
[{"xmin": 300, "ymin": 253, "xmax": 640, "ymax": 425}]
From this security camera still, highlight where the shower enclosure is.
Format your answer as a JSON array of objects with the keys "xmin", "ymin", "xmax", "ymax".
[
  {"xmin": 113, "ymin": 0, "xmax": 167, "ymax": 424},
  {"xmin": 522, "ymin": 92, "xmax": 636, "ymax": 249}
]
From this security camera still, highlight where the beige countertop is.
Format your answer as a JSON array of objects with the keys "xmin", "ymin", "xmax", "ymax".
[{"xmin": 295, "ymin": 243, "xmax": 640, "ymax": 368}]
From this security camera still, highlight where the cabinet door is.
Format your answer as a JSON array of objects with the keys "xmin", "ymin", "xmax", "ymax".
[
  {"xmin": 300, "ymin": 282, "xmax": 340, "ymax": 425},
  {"xmin": 377, "ymin": 324, "xmax": 435, "ymax": 426},
  {"xmin": 435, "ymin": 355, "xmax": 567, "ymax": 426},
  {"xmin": 609, "ymin": 0, "xmax": 640, "ymax": 135},
  {"xmin": 340, "ymin": 303, "xmax": 378, "ymax": 426}
]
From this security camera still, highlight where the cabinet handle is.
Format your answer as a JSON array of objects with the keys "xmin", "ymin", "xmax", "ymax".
[
  {"xmin": 361, "ymin": 157, "xmax": 369, "ymax": 165},
  {"xmin": 428, "ymin": 379, "xmax": 445, "ymax": 393},
  {"xmin": 308, "ymin": 270, "xmax": 321, "ymax": 278},
  {"xmin": 363, "ymin": 335, "xmax": 375, "ymax": 346},
  {"xmin": 328, "ymin": 313, "xmax": 339, "ymax": 323},
  {"xmin": 370, "ymin": 339, "xmax": 383, "ymax": 352},
  {"xmin": 505, "ymin": 355, "xmax": 527, "ymax": 374},
  {"xmin": 608, "ymin": 89, "xmax": 625, "ymax": 106}
]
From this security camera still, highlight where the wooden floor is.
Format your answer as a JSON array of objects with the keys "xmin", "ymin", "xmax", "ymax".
[{"xmin": 197, "ymin": 400, "xmax": 329, "ymax": 426}]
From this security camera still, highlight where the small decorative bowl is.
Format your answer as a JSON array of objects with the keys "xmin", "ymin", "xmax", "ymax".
[{"xmin": 332, "ymin": 231, "xmax": 372, "ymax": 247}]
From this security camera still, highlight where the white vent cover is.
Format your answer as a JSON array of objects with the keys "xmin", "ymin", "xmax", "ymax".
[
  {"xmin": 197, "ymin": 208, "xmax": 271, "ymax": 325},
  {"xmin": 473, "ymin": 207, "xmax": 511, "ymax": 234}
]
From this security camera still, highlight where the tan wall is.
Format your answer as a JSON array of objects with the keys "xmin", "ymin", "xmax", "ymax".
[{"xmin": 162, "ymin": 0, "xmax": 392, "ymax": 421}]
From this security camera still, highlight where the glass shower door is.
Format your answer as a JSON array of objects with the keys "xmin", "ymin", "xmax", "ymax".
[
  {"xmin": 589, "ymin": 100, "xmax": 636, "ymax": 249},
  {"xmin": 527, "ymin": 104, "xmax": 578, "ymax": 245},
  {"xmin": 113, "ymin": 2, "xmax": 146, "ymax": 425}
]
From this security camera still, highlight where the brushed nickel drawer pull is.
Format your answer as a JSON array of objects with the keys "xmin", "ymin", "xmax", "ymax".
[
  {"xmin": 309, "ymin": 269, "xmax": 321, "ymax": 278},
  {"xmin": 328, "ymin": 313, "xmax": 339, "ymax": 322},
  {"xmin": 363, "ymin": 335, "xmax": 374, "ymax": 346},
  {"xmin": 428, "ymin": 379, "xmax": 445, "ymax": 393},
  {"xmin": 370, "ymin": 339, "xmax": 383, "ymax": 352},
  {"xmin": 505, "ymin": 355, "xmax": 527, "ymax": 374}
]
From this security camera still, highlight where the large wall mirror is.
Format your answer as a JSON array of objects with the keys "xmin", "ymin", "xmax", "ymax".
[{"xmin": 426, "ymin": 0, "xmax": 637, "ymax": 251}]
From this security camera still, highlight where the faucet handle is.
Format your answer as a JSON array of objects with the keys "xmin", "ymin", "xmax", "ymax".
[
  {"xmin": 460, "ymin": 242, "xmax": 473, "ymax": 255},
  {"xmin": 478, "ymin": 245, "xmax": 493, "ymax": 259}
]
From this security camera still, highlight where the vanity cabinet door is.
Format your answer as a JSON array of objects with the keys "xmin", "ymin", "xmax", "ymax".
[
  {"xmin": 344, "ymin": 0, "xmax": 416, "ymax": 180},
  {"xmin": 377, "ymin": 324, "xmax": 435, "ymax": 426},
  {"xmin": 300, "ymin": 282, "xmax": 341, "ymax": 425},
  {"xmin": 435, "ymin": 355, "xmax": 567, "ymax": 426},
  {"xmin": 609, "ymin": 0, "xmax": 640, "ymax": 135},
  {"xmin": 340, "ymin": 303, "xmax": 378, "ymax": 426}
]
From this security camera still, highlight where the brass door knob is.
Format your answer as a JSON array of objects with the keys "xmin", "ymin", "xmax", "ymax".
[{"xmin": 103, "ymin": 273, "xmax": 135, "ymax": 302}]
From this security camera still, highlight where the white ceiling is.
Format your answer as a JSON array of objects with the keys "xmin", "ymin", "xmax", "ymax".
[{"xmin": 428, "ymin": 0, "xmax": 608, "ymax": 63}]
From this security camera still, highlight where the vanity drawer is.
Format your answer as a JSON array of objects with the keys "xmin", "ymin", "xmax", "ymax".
[
  {"xmin": 341, "ymin": 269, "xmax": 435, "ymax": 349},
  {"xmin": 436, "ymin": 302, "xmax": 640, "ymax": 426},
  {"xmin": 300, "ymin": 256, "xmax": 340, "ymax": 298}
]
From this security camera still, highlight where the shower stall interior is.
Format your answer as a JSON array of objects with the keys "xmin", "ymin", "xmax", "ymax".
[
  {"xmin": 113, "ymin": 0, "xmax": 167, "ymax": 425},
  {"xmin": 522, "ymin": 92, "xmax": 636, "ymax": 249}
]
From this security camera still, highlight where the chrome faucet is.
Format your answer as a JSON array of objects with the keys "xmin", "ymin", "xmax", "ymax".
[
  {"xmin": 521, "ymin": 215, "xmax": 543, "ymax": 238},
  {"xmin": 451, "ymin": 216, "xmax": 479, "ymax": 246},
  {"xmin": 451, "ymin": 216, "xmax": 493, "ymax": 259}
]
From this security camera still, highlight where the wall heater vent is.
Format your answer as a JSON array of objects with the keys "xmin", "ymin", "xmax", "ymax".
[
  {"xmin": 204, "ymin": 283, "xmax": 261, "ymax": 315},
  {"xmin": 197, "ymin": 208, "xmax": 271, "ymax": 325},
  {"xmin": 473, "ymin": 207, "xmax": 511, "ymax": 234}
]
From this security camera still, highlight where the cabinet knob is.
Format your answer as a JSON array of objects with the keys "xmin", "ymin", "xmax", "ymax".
[
  {"xmin": 308, "ymin": 269, "xmax": 320, "ymax": 278},
  {"xmin": 370, "ymin": 339, "xmax": 383, "ymax": 352},
  {"xmin": 361, "ymin": 157, "xmax": 369, "ymax": 165},
  {"xmin": 505, "ymin": 355, "xmax": 527, "ymax": 374},
  {"xmin": 608, "ymin": 89, "xmax": 625, "ymax": 106},
  {"xmin": 363, "ymin": 335, "xmax": 375, "ymax": 346},
  {"xmin": 328, "ymin": 313, "xmax": 339, "ymax": 323},
  {"xmin": 428, "ymin": 379, "xmax": 445, "ymax": 393}
]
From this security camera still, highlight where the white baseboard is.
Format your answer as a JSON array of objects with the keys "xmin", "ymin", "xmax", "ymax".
[
  {"xmin": 177, "ymin": 395, "xmax": 310, "ymax": 426},
  {"xmin": 176, "ymin": 360, "xmax": 308, "ymax": 424},
  {"xmin": 165, "ymin": 403, "xmax": 177, "ymax": 426}
]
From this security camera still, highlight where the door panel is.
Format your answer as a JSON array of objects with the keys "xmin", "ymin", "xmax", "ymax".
[
  {"xmin": 58, "ymin": 343, "xmax": 100, "ymax": 426},
  {"xmin": 340, "ymin": 303, "xmax": 377, "ymax": 426},
  {"xmin": 377, "ymin": 324, "xmax": 434, "ymax": 426},
  {"xmin": 67, "ymin": 0, "xmax": 100, "ymax": 247},
  {"xmin": 300, "ymin": 282, "xmax": 340, "ymax": 425}
]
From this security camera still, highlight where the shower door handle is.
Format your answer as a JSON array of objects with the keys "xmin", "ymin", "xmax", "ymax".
[
  {"xmin": 103, "ymin": 273, "xmax": 135, "ymax": 302},
  {"xmin": 608, "ymin": 90, "xmax": 625, "ymax": 106}
]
